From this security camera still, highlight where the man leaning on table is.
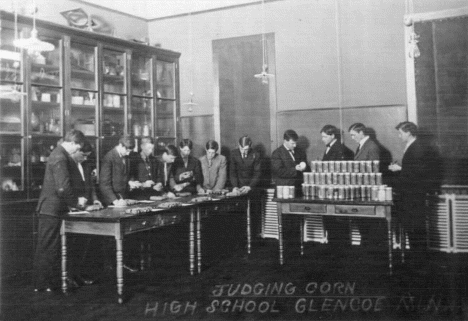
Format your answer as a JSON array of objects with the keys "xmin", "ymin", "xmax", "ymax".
[
  {"xmin": 99, "ymin": 135, "xmax": 135, "ymax": 206},
  {"xmin": 33, "ymin": 129, "xmax": 87, "ymax": 293}
]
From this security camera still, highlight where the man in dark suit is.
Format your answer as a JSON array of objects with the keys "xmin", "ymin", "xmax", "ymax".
[
  {"xmin": 128, "ymin": 136, "xmax": 160, "ymax": 199},
  {"xmin": 154, "ymin": 144, "xmax": 178, "ymax": 197},
  {"xmin": 320, "ymin": 125, "xmax": 354, "ymax": 245},
  {"xmin": 170, "ymin": 139, "xmax": 203, "ymax": 195},
  {"xmin": 348, "ymin": 123, "xmax": 381, "ymax": 248},
  {"xmin": 349, "ymin": 123, "xmax": 380, "ymax": 161},
  {"xmin": 389, "ymin": 122, "xmax": 434, "ymax": 264},
  {"xmin": 271, "ymin": 129, "xmax": 308, "ymax": 191},
  {"xmin": 99, "ymin": 135, "xmax": 135, "ymax": 206},
  {"xmin": 321, "ymin": 125, "xmax": 354, "ymax": 161},
  {"xmin": 230, "ymin": 136, "xmax": 262, "ymax": 193},
  {"xmin": 33, "ymin": 130, "xmax": 87, "ymax": 292}
]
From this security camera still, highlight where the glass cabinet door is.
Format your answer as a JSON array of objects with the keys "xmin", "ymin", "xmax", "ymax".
[
  {"xmin": 130, "ymin": 54, "xmax": 153, "ymax": 137},
  {"xmin": 102, "ymin": 49, "xmax": 126, "ymax": 139},
  {"xmin": 0, "ymin": 26, "xmax": 24, "ymax": 135},
  {"xmin": 0, "ymin": 135, "xmax": 25, "ymax": 199},
  {"xmin": 70, "ymin": 42, "xmax": 97, "ymax": 137},
  {"xmin": 30, "ymin": 36, "xmax": 62, "ymax": 137}
]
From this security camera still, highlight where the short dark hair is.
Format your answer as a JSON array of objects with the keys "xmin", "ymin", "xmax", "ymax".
[
  {"xmin": 348, "ymin": 123, "xmax": 366, "ymax": 134},
  {"xmin": 140, "ymin": 136, "xmax": 155, "ymax": 146},
  {"xmin": 164, "ymin": 145, "xmax": 179, "ymax": 156},
  {"xmin": 321, "ymin": 125, "xmax": 339, "ymax": 136},
  {"xmin": 205, "ymin": 140, "xmax": 219, "ymax": 151},
  {"xmin": 119, "ymin": 135, "xmax": 136, "ymax": 149},
  {"xmin": 283, "ymin": 130, "xmax": 299, "ymax": 142},
  {"xmin": 238, "ymin": 136, "xmax": 252, "ymax": 147},
  {"xmin": 396, "ymin": 121, "xmax": 418, "ymax": 136},
  {"xmin": 63, "ymin": 130, "xmax": 85, "ymax": 146},
  {"xmin": 179, "ymin": 139, "xmax": 193, "ymax": 150},
  {"xmin": 81, "ymin": 140, "xmax": 94, "ymax": 154}
]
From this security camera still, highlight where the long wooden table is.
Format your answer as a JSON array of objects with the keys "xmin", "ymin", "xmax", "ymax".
[
  {"xmin": 60, "ymin": 194, "xmax": 251, "ymax": 303},
  {"xmin": 274, "ymin": 198, "xmax": 394, "ymax": 274}
]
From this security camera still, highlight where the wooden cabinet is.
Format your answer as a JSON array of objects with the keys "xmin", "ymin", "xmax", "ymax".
[{"xmin": 0, "ymin": 10, "xmax": 181, "ymax": 203}]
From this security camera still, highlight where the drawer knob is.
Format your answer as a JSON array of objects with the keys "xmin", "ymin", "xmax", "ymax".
[
  {"xmin": 142, "ymin": 221, "xmax": 147, "ymax": 226},
  {"xmin": 304, "ymin": 207, "xmax": 311, "ymax": 211},
  {"xmin": 351, "ymin": 208, "xmax": 358, "ymax": 213}
]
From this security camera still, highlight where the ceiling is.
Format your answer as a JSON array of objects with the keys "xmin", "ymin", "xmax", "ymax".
[{"xmin": 80, "ymin": 0, "xmax": 259, "ymax": 20}]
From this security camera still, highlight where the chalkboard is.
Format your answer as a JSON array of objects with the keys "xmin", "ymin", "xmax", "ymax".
[{"xmin": 414, "ymin": 15, "xmax": 468, "ymax": 184}]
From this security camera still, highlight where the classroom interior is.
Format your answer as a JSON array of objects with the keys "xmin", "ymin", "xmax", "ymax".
[{"xmin": 1, "ymin": 0, "xmax": 468, "ymax": 320}]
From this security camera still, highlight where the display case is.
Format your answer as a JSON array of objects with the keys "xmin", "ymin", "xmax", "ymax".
[{"xmin": 0, "ymin": 10, "xmax": 180, "ymax": 203}]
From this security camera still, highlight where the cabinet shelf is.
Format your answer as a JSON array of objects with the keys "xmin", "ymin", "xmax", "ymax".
[
  {"xmin": 32, "ymin": 101, "xmax": 60, "ymax": 108},
  {"xmin": 103, "ymin": 74, "xmax": 124, "ymax": 82},
  {"xmin": 71, "ymin": 69, "xmax": 95, "ymax": 78},
  {"xmin": 71, "ymin": 104, "xmax": 96, "ymax": 109}
]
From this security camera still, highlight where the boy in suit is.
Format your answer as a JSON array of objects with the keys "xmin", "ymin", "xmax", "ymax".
[
  {"xmin": 128, "ymin": 136, "xmax": 160, "ymax": 199},
  {"xmin": 34, "ymin": 130, "xmax": 87, "ymax": 292},
  {"xmin": 271, "ymin": 129, "xmax": 308, "ymax": 191},
  {"xmin": 99, "ymin": 135, "xmax": 135, "ymax": 206},
  {"xmin": 348, "ymin": 123, "xmax": 380, "ymax": 161},
  {"xmin": 230, "ymin": 136, "xmax": 262, "ymax": 193}
]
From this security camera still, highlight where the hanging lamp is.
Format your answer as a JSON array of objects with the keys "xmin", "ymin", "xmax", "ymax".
[
  {"xmin": 13, "ymin": 0, "xmax": 55, "ymax": 54},
  {"xmin": 182, "ymin": 12, "xmax": 198, "ymax": 112},
  {"xmin": 254, "ymin": 0, "xmax": 274, "ymax": 84}
]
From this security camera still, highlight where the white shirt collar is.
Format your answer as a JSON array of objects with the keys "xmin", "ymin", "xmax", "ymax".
[
  {"xmin": 405, "ymin": 136, "xmax": 416, "ymax": 152},
  {"xmin": 359, "ymin": 136, "xmax": 370, "ymax": 147}
]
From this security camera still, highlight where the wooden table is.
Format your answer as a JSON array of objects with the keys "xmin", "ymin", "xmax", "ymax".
[
  {"xmin": 274, "ymin": 198, "xmax": 394, "ymax": 274},
  {"xmin": 60, "ymin": 194, "xmax": 251, "ymax": 303}
]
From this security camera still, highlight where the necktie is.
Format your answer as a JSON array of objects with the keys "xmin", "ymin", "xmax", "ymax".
[
  {"xmin": 325, "ymin": 144, "xmax": 331, "ymax": 154},
  {"xmin": 164, "ymin": 163, "xmax": 167, "ymax": 185},
  {"xmin": 288, "ymin": 149, "xmax": 295, "ymax": 161},
  {"xmin": 356, "ymin": 145, "xmax": 361, "ymax": 155},
  {"xmin": 242, "ymin": 152, "xmax": 247, "ymax": 159}
]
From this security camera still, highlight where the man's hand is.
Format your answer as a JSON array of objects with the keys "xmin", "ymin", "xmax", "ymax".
[
  {"xmin": 388, "ymin": 163, "xmax": 402, "ymax": 172},
  {"xmin": 197, "ymin": 188, "xmax": 206, "ymax": 195},
  {"xmin": 295, "ymin": 162, "xmax": 306, "ymax": 171},
  {"xmin": 153, "ymin": 182, "xmax": 163, "ymax": 191},
  {"xmin": 142, "ymin": 180, "xmax": 155, "ymax": 188},
  {"xmin": 166, "ymin": 192, "xmax": 176, "ymax": 199},
  {"xmin": 93, "ymin": 200, "xmax": 103, "ymax": 209},
  {"xmin": 239, "ymin": 186, "xmax": 251, "ymax": 194},
  {"xmin": 174, "ymin": 183, "xmax": 186, "ymax": 192},
  {"xmin": 113, "ymin": 199, "xmax": 127, "ymax": 206},
  {"xmin": 78, "ymin": 197, "xmax": 88, "ymax": 208},
  {"xmin": 179, "ymin": 171, "xmax": 193, "ymax": 181},
  {"xmin": 128, "ymin": 180, "xmax": 142, "ymax": 190}
]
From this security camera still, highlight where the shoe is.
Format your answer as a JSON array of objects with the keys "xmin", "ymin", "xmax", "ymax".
[
  {"xmin": 34, "ymin": 286, "xmax": 57, "ymax": 293},
  {"xmin": 123, "ymin": 264, "xmax": 139, "ymax": 273}
]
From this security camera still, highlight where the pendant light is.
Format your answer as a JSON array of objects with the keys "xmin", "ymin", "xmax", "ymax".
[
  {"xmin": 254, "ymin": 0, "xmax": 274, "ymax": 84},
  {"xmin": 182, "ymin": 12, "xmax": 198, "ymax": 112},
  {"xmin": 13, "ymin": 0, "xmax": 55, "ymax": 54}
]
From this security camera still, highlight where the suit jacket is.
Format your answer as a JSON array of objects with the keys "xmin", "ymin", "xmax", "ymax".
[
  {"xmin": 229, "ymin": 149, "xmax": 262, "ymax": 188},
  {"xmin": 199, "ymin": 154, "xmax": 227, "ymax": 191},
  {"xmin": 354, "ymin": 138, "xmax": 380, "ymax": 161},
  {"xmin": 170, "ymin": 155, "xmax": 203, "ymax": 194},
  {"xmin": 70, "ymin": 161, "xmax": 98, "ymax": 204},
  {"xmin": 130, "ymin": 153, "xmax": 159, "ymax": 183},
  {"xmin": 36, "ymin": 145, "xmax": 79, "ymax": 216},
  {"xmin": 271, "ymin": 145, "xmax": 308, "ymax": 187},
  {"xmin": 99, "ymin": 148, "xmax": 130, "ymax": 205},
  {"xmin": 322, "ymin": 141, "xmax": 354, "ymax": 161},
  {"xmin": 155, "ymin": 160, "xmax": 173, "ymax": 192},
  {"xmin": 398, "ymin": 139, "xmax": 432, "ymax": 195}
]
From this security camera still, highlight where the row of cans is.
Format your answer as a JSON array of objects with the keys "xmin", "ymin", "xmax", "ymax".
[
  {"xmin": 276, "ymin": 186, "xmax": 296, "ymax": 199},
  {"xmin": 310, "ymin": 160, "xmax": 380, "ymax": 173},
  {"xmin": 302, "ymin": 184, "xmax": 392, "ymax": 201},
  {"xmin": 304, "ymin": 172, "xmax": 383, "ymax": 186}
]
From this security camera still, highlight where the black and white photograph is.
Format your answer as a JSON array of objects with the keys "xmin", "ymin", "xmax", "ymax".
[{"xmin": 1, "ymin": 0, "xmax": 468, "ymax": 320}]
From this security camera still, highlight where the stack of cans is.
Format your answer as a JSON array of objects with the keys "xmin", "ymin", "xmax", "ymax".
[
  {"xmin": 276, "ymin": 186, "xmax": 296, "ymax": 199},
  {"xmin": 302, "ymin": 160, "xmax": 392, "ymax": 201}
]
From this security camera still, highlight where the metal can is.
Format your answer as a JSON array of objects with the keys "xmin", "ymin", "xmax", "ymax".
[
  {"xmin": 311, "ymin": 161, "xmax": 317, "ymax": 172},
  {"xmin": 333, "ymin": 161, "xmax": 340, "ymax": 173},
  {"xmin": 347, "ymin": 161, "xmax": 353, "ymax": 173},
  {"xmin": 319, "ymin": 173, "xmax": 326, "ymax": 185},
  {"xmin": 356, "ymin": 173, "xmax": 363, "ymax": 186},
  {"xmin": 360, "ymin": 161, "xmax": 366, "ymax": 173},
  {"xmin": 362, "ymin": 173, "xmax": 370, "ymax": 185},
  {"xmin": 369, "ymin": 173, "xmax": 376, "ymax": 185},
  {"xmin": 376, "ymin": 173, "xmax": 382, "ymax": 185},
  {"xmin": 326, "ymin": 185, "xmax": 334, "ymax": 199},
  {"xmin": 350, "ymin": 173, "xmax": 357, "ymax": 185},
  {"xmin": 340, "ymin": 161, "xmax": 347, "ymax": 173},
  {"xmin": 329, "ymin": 161, "xmax": 335, "ymax": 173},
  {"xmin": 378, "ymin": 185, "xmax": 386, "ymax": 201},
  {"xmin": 366, "ymin": 186, "xmax": 373, "ymax": 200},
  {"xmin": 323, "ymin": 161, "xmax": 330, "ymax": 173},
  {"xmin": 338, "ymin": 186, "xmax": 345, "ymax": 200},
  {"xmin": 310, "ymin": 185, "xmax": 316, "ymax": 199},
  {"xmin": 348, "ymin": 186, "xmax": 354, "ymax": 200},
  {"xmin": 371, "ymin": 186, "xmax": 379, "ymax": 201},
  {"xmin": 326, "ymin": 172, "xmax": 332, "ymax": 185},
  {"xmin": 283, "ymin": 186, "xmax": 290, "ymax": 199},
  {"xmin": 302, "ymin": 183, "xmax": 309, "ymax": 197},
  {"xmin": 366, "ymin": 161, "xmax": 373, "ymax": 173},
  {"xmin": 385, "ymin": 187, "xmax": 393, "ymax": 201},
  {"xmin": 338, "ymin": 173, "xmax": 344, "ymax": 185},
  {"xmin": 314, "ymin": 173, "xmax": 320, "ymax": 186},
  {"xmin": 353, "ymin": 161, "xmax": 360, "ymax": 173},
  {"xmin": 360, "ymin": 186, "xmax": 367, "ymax": 200},
  {"xmin": 276, "ymin": 186, "xmax": 283, "ymax": 199},
  {"xmin": 318, "ymin": 185, "xmax": 326, "ymax": 199},
  {"xmin": 354, "ymin": 185, "xmax": 361, "ymax": 199},
  {"xmin": 344, "ymin": 172, "xmax": 351, "ymax": 185},
  {"xmin": 288, "ymin": 186, "xmax": 295, "ymax": 199},
  {"xmin": 332, "ymin": 172, "xmax": 338, "ymax": 185},
  {"xmin": 373, "ymin": 160, "xmax": 380, "ymax": 173},
  {"xmin": 317, "ymin": 161, "xmax": 323, "ymax": 173}
]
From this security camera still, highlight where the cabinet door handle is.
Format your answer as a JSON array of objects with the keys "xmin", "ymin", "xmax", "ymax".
[
  {"xmin": 304, "ymin": 206, "xmax": 311, "ymax": 211},
  {"xmin": 351, "ymin": 208, "xmax": 358, "ymax": 213}
]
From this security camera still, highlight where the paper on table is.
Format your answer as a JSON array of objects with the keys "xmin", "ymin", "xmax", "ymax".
[
  {"xmin": 138, "ymin": 200, "xmax": 156, "ymax": 203},
  {"xmin": 68, "ymin": 210, "xmax": 90, "ymax": 215}
]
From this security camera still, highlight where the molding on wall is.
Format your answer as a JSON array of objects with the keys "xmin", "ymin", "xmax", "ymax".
[
  {"xmin": 276, "ymin": 104, "xmax": 407, "ymax": 115},
  {"xmin": 406, "ymin": 6, "xmax": 468, "ymax": 22}
]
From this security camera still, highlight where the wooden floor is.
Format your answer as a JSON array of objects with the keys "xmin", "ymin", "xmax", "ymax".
[{"xmin": 1, "ymin": 213, "xmax": 467, "ymax": 321}]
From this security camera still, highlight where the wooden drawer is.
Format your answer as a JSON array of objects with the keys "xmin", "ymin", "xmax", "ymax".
[
  {"xmin": 288, "ymin": 203, "xmax": 327, "ymax": 214},
  {"xmin": 334, "ymin": 205, "xmax": 375, "ymax": 216},
  {"xmin": 123, "ymin": 214, "xmax": 181, "ymax": 234}
]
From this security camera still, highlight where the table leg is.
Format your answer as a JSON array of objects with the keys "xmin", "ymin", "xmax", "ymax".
[
  {"xmin": 246, "ymin": 197, "xmax": 251, "ymax": 255},
  {"xmin": 277, "ymin": 203, "xmax": 284, "ymax": 265},
  {"xmin": 190, "ymin": 208, "xmax": 195, "ymax": 275},
  {"xmin": 387, "ymin": 218, "xmax": 393, "ymax": 276},
  {"xmin": 197, "ymin": 207, "xmax": 202, "ymax": 274},
  {"xmin": 400, "ymin": 224, "xmax": 405, "ymax": 263},
  {"xmin": 300, "ymin": 216, "xmax": 304, "ymax": 256},
  {"xmin": 116, "ymin": 236, "xmax": 124, "ymax": 304},
  {"xmin": 60, "ymin": 222, "xmax": 68, "ymax": 293}
]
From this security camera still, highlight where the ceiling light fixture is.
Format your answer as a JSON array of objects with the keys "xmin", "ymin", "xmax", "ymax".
[
  {"xmin": 13, "ymin": 0, "xmax": 55, "ymax": 54},
  {"xmin": 254, "ymin": 0, "xmax": 274, "ymax": 84},
  {"xmin": 182, "ymin": 12, "xmax": 198, "ymax": 112}
]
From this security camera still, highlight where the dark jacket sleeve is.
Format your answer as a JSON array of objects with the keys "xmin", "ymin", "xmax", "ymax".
[
  {"xmin": 229, "ymin": 153, "xmax": 239, "ymax": 188},
  {"xmin": 52, "ymin": 156, "xmax": 78, "ymax": 208},
  {"xmin": 250, "ymin": 153, "xmax": 262, "ymax": 188},
  {"xmin": 271, "ymin": 148, "xmax": 296, "ymax": 179},
  {"xmin": 99, "ymin": 153, "xmax": 117, "ymax": 204},
  {"xmin": 193, "ymin": 158, "xmax": 203, "ymax": 186}
]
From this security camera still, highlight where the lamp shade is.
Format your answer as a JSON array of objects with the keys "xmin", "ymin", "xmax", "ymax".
[{"xmin": 13, "ymin": 28, "xmax": 55, "ymax": 53}]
